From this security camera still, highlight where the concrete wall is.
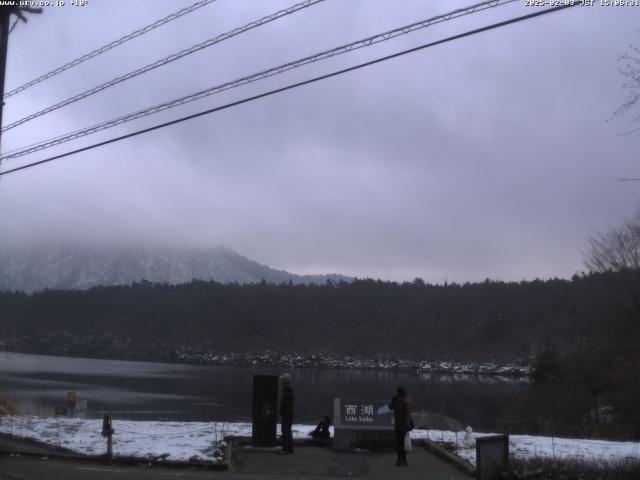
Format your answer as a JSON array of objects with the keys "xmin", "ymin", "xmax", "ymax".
[{"xmin": 333, "ymin": 428, "xmax": 396, "ymax": 450}]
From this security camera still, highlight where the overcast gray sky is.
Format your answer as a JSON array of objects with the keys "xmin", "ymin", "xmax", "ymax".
[{"xmin": 0, "ymin": 0, "xmax": 638, "ymax": 282}]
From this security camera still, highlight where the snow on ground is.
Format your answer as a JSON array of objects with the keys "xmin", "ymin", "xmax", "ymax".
[
  {"xmin": 409, "ymin": 429, "xmax": 640, "ymax": 465},
  {"xmin": 1, "ymin": 416, "xmax": 639, "ymax": 465},
  {"xmin": 0, "ymin": 416, "xmax": 318, "ymax": 462}
]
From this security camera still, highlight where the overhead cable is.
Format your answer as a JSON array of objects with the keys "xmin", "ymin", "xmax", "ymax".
[
  {"xmin": 3, "ymin": 0, "xmax": 219, "ymax": 99},
  {"xmin": 0, "ymin": 4, "xmax": 579, "ymax": 178},
  {"xmin": 2, "ymin": 0, "xmax": 325, "ymax": 132},
  {"xmin": 1, "ymin": 0, "xmax": 517, "ymax": 157}
]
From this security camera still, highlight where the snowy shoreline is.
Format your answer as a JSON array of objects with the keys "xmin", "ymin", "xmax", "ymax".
[
  {"xmin": 1, "ymin": 416, "xmax": 637, "ymax": 466},
  {"xmin": 1, "ymin": 346, "xmax": 530, "ymax": 379},
  {"xmin": 176, "ymin": 349, "xmax": 532, "ymax": 378}
]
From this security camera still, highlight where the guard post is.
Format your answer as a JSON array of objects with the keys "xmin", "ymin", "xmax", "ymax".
[
  {"xmin": 476, "ymin": 434, "xmax": 509, "ymax": 480},
  {"xmin": 251, "ymin": 375, "xmax": 278, "ymax": 447}
]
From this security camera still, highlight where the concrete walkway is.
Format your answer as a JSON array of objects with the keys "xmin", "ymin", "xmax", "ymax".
[
  {"xmin": 0, "ymin": 433, "xmax": 75, "ymax": 456},
  {"xmin": 0, "ymin": 435, "xmax": 473, "ymax": 479},
  {"xmin": 232, "ymin": 445, "xmax": 471, "ymax": 479}
]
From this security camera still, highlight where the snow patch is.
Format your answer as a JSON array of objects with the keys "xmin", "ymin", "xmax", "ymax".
[{"xmin": 1, "ymin": 416, "xmax": 639, "ymax": 465}]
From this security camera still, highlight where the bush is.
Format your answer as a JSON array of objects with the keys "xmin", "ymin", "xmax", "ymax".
[{"xmin": 498, "ymin": 456, "xmax": 640, "ymax": 480}]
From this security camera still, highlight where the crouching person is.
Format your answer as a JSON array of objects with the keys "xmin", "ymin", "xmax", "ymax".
[{"xmin": 309, "ymin": 416, "xmax": 332, "ymax": 439}]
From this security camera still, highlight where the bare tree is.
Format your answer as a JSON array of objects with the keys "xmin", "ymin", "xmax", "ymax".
[
  {"xmin": 613, "ymin": 37, "xmax": 640, "ymax": 138},
  {"xmin": 584, "ymin": 209, "xmax": 640, "ymax": 325},
  {"xmin": 585, "ymin": 210, "xmax": 640, "ymax": 272},
  {"xmin": 584, "ymin": 212, "xmax": 640, "ymax": 437}
]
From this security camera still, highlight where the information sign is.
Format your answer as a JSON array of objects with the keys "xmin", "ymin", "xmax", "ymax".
[{"xmin": 336, "ymin": 399, "xmax": 394, "ymax": 428}]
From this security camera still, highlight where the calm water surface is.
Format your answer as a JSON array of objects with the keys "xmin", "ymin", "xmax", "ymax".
[{"xmin": 0, "ymin": 352, "xmax": 530, "ymax": 431}]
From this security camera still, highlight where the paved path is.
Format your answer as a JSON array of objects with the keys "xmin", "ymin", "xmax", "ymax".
[
  {"xmin": 0, "ymin": 434, "xmax": 73, "ymax": 457},
  {"xmin": 1, "ymin": 442, "xmax": 470, "ymax": 479},
  {"xmin": 1, "ymin": 457, "xmax": 220, "ymax": 480},
  {"xmin": 233, "ymin": 446, "xmax": 469, "ymax": 479}
]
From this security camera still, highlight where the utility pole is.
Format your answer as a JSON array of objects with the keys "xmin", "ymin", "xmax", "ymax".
[
  {"xmin": 0, "ymin": 7, "xmax": 12, "ymax": 154},
  {"xmin": 0, "ymin": 3, "xmax": 42, "ymax": 156}
]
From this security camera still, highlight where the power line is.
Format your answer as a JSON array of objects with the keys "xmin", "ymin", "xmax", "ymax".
[
  {"xmin": 0, "ymin": 0, "xmax": 518, "ymax": 159},
  {"xmin": 3, "ymin": 0, "xmax": 219, "ymax": 99},
  {"xmin": 0, "ymin": 4, "xmax": 578, "ymax": 178},
  {"xmin": 2, "ymin": 0, "xmax": 325, "ymax": 132}
]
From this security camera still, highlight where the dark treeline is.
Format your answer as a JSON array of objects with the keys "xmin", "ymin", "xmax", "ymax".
[{"xmin": 0, "ymin": 273, "xmax": 622, "ymax": 359}]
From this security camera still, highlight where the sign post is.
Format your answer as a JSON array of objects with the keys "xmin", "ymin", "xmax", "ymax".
[
  {"xmin": 75, "ymin": 399, "xmax": 87, "ymax": 419},
  {"xmin": 67, "ymin": 391, "xmax": 76, "ymax": 418}
]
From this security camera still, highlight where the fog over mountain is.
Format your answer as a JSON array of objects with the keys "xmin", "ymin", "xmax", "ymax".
[
  {"xmin": 0, "ymin": 245, "xmax": 351, "ymax": 293},
  {"xmin": 1, "ymin": 2, "xmax": 637, "ymax": 283}
]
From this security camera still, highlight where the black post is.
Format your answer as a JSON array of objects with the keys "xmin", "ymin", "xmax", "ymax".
[{"xmin": 101, "ymin": 415, "xmax": 114, "ymax": 458}]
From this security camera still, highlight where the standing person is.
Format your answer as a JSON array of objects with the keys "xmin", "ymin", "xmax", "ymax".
[
  {"xmin": 389, "ymin": 386, "xmax": 411, "ymax": 466},
  {"xmin": 279, "ymin": 373, "xmax": 294, "ymax": 454}
]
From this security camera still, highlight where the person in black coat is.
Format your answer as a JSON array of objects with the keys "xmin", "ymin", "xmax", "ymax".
[
  {"xmin": 279, "ymin": 373, "xmax": 294, "ymax": 454},
  {"xmin": 389, "ymin": 386, "xmax": 411, "ymax": 466}
]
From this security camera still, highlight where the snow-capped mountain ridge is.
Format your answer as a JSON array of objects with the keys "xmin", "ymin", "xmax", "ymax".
[{"xmin": 0, "ymin": 245, "xmax": 350, "ymax": 292}]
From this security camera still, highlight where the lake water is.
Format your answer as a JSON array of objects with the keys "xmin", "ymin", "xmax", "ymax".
[{"xmin": 0, "ymin": 352, "xmax": 531, "ymax": 432}]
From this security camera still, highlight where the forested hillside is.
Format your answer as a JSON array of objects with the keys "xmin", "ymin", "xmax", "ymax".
[{"xmin": 0, "ymin": 274, "xmax": 619, "ymax": 360}]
